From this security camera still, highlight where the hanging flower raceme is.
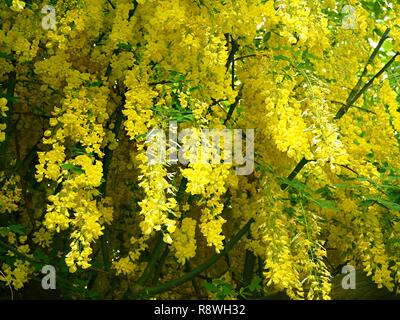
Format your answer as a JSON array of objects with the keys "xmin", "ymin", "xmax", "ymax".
[{"xmin": 35, "ymin": 76, "xmax": 113, "ymax": 272}]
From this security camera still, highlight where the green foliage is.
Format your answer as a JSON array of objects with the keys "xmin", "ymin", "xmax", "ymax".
[
  {"xmin": 203, "ymin": 275, "xmax": 263, "ymax": 300},
  {"xmin": 0, "ymin": 224, "xmax": 26, "ymax": 236},
  {"xmin": 60, "ymin": 163, "xmax": 85, "ymax": 175}
]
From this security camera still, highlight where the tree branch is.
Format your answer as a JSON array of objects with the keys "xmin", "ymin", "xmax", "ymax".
[
  {"xmin": 280, "ymin": 29, "xmax": 397, "ymax": 190},
  {"xmin": 335, "ymin": 52, "xmax": 399, "ymax": 120},
  {"xmin": 346, "ymin": 28, "xmax": 391, "ymax": 105},
  {"xmin": 133, "ymin": 218, "xmax": 254, "ymax": 297}
]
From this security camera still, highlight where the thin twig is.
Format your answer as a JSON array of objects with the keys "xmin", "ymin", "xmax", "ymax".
[
  {"xmin": 106, "ymin": 0, "xmax": 115, "ymax": 9},
  {"xmin": 234, "ymin": 53, "xmax": 270, "ymax": 62},
  {"xmin": 346, "ymin": 28, "xmax": 391, "ymax": 105},
  {"xmin": 330, "ymin": 100, "xmax": 377, "ymax": 115}
]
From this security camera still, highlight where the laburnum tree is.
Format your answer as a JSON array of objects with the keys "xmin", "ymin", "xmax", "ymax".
[{"xmin": 0, "ymin": 0, "xmax": 400, "ymax": 300}]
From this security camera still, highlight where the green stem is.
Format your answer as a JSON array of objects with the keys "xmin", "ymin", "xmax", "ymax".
[
  {"xmin": 224, "ymin": 86, "xmax": 243, "ymax": 126},
  {"xmin": 346, "ymin": 28, "xmax": 390, "ymax": 105},
  {"xmin": 243, "ymin": 250, "xmax": 256, "ymax": 287},
  {"xmin": 98, "ymin": 95, "xmax": 125, "ymax": 271},
  {"xmin": 280, "ymin": 157, "xmax": 310, "ymax": 190},
  {"xmin": 106, "ymin": 0, "xmax": 115, "ymax": 9},
  {"xmin": 137, "ymin": 232, "xmax": 165, "ymax": 286},
  {"xmin": 224, "ymin": 36, "xmax": 241, "ymax": 126},
  {"xmin": 136, "ymin": 218, "xmax": 254, "ymax": 297},
  {"xmin": 136, "ymin": 177, "xmax": 188, "ymax": 288},
  {"xmin": 335, "ymin": 52, "xmax": 399, "ymax": 120},
  {"xmin": 176, "ymin": 177, "xmax": 188, "ymax": 203},
  {"xmin": 257, "ymin": 256, "xmax": 264, "ymax": 280},
  {"xmin": 185, "ymin": 261, "xmax": 202, "ymax": 298},
  {"xmin": 151, "ymin": 246, "xmax": 170, "ymax": 286}
]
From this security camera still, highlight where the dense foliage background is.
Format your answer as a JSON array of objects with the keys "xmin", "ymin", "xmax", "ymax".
[{"xmin": 1, "ymin": 0, "xmax": 400, "ymax": 300}]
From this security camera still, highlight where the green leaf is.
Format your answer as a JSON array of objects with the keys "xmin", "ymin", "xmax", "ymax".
[
  {"xmin": 360, "ymin": 199, "xmax": 375, "ymax": 207},
  {"xmin": 33, "ymin": 248, "xmax": 50, "ymax": 264},
  {"xmin": 274, "ymin": 55, "xmax": 291, "ymax": 62},
  {"xmin": 383, "ymin": 40, "xmax": 394, "ymax": 54},
  {"xmin": 70, "ymin": 147, "xmax": 87, "ymax": 157},
  {"xmin": 0, "ymin": 94, "xmax": 18, "ymax": 105},
  {"xmin": 316, "ymin": 185, "xmax": 334, "ymax": 198},
  {"xmin": 283, "ymin": 206, "xmax": 296, "ymax": 218},
  {"xmin": 86, "ymin": 289, "xmax": 101, "ymax": 299},
  {"xmin": 284, "ymin": 179, "xmax": 307, "ymax": 191},
  {"xmin": 33, "ymin": 262, "xmax": 44, "ymax": 272},
  {"xmin": 367, "ymin": 197, "xmax": 400, "ymax": 211},
  {"xmin": 263, "ymin": 32, "xmax": 271, "ymax": 43},
  {"xmin": 204, "ymin": 281, "xmax": 217, "ymax": 292},
  {"xmin": 0, "ymin": 224, "xmax": 26, "ymax": 236},
  {"xmin": 61, "ymin": 163, "xmax": 85, "ymax": 174},
  {"xmin": 0, "ymin": 51, "xmax": 16, "ymax": 62},
  {"xmin": 296, "ymin": 215, "xmax": 307, "ymax": 224},
  {"xmin": 117, "ymin": 43, "xmax": 132, "ymax": 52},
  {"xmin": 0, "ymin": 228, "xmax": 7, "ymax": 237},
  {"xmin": 311, "ymin": 198, "xmax": 339, "ymax": 212},
  {"xmin": 10, "ymin": 224, "xmax": 26, "ymax": 235},
  {"xmin": 248, "ymin": 276, "xmax": 262, "ymax": 292},
  {"xmin": 85, "ymin": 80, "xmax": 104, "ymax": 87},
  {"xmin": 134, "ymin": 133, "xmax": 147, "ymax": 141}
]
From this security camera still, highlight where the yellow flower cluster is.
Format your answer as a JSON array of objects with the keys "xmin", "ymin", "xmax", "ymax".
[
  {"xmin": 113, "ymin": 235, "xmax": 149, "ymax": 276},
  {"xmin": 136, "ymin": 150, "xmax": 177, "ymax": 240},
  {"xmin": 123, "ymin": 70, "xmax": 158, "ymax": 139},
  {"xmin": 11, "ymin": 1, "xmax": 25, "ymax": 12},
  {"xmin": 34, "ymin": 75, "xmax": 113, "ymax": 272},
  {"xmin": 0, "ymin": 98, "xmax": 8, "ymax": 142},
  {"xmin": 199, "ymin": 212, "xmax": 226, "ymax": 254},
  {"xmin": 123, "ymin": 67, "xmax": 178, "ymax": 245},
  {"xmin": 238, "ymin": 62, "xmax": 313, "ymax": 163},
  {"xmin": 258, "ymin": 193, "xmax": 332, "ymax": 299},
  {"xmin": 171, "ymin": 218, "xmax": 197, "ymax": 264},
  {"xmin": 303, "ymin": 88, "xmax": 349, "ymax": 169},
  {"xmin": 109, "ymin": 0, "xmax": 136, "ymax": 45},
  {"xmin": 0, "ymin": 234, "xmax": 34, "ymax": 290},
  {"xmin": 0, "ymin": 173, "xmax": 22, "ymax": 214},
  {"xmin": 181, "ymin": 140, "xmax": 231, "ymax": 252},
  {"xmin": 33, "ymin": 226, "xmax": 53, "ymax": 248},
  {"xmin": 36, "ymin": 144, "xmax": 66, "ymax": 182},
  {"xmin": 0, "ymin": 260, "xmax": 33, "ymax": 290},
  {"xmin": 381, "ymin": 81, "xmax": 400, "ymax": 134}
]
